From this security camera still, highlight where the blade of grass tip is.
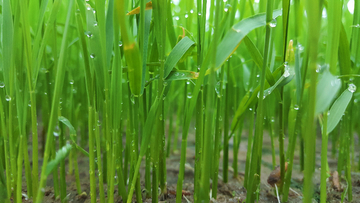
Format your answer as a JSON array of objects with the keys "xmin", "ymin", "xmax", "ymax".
[
  {"xmin": 35, "ymin": 0, "xmax": 74, "ymax": 202},
  {"xmin": 246, "ymin": 0, "xmax": 274, "ymax": 201}
]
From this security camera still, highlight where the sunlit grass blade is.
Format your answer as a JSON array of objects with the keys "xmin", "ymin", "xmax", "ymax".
[
  {"xmin": 164, "ymin": 37, "xmax": 195, "ymax": 78},
  {"xmin": 216, "ymin": 9, "xmax": 282, "ymax": 68}
]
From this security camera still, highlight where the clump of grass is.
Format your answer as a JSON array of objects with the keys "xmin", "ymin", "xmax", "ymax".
[{"xmin": 0, "ymin": 0, "xmax": 359, "ymax": 203}]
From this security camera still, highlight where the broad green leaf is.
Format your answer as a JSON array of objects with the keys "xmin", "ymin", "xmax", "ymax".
[
  {"xmin": 315, "ymin": 70, "xmax": 341, "ymax": 115},
  {"xmin": 58, "ymin": 116, "xmax": 89, "ymax": 157},
  {"xmin": 164, "ymin": 37, "xmax": 195, "ymax": 79},
  {"xmin": 216, "ymin": 9, "xmax": 282, "ymax": 68},
  {"xmin": 327, "ymin": 84, "xmax": 356, "ymax": 134},
  {"xmin": 45, "ymin": 144, "xmax": 72, "ymax": 176}
]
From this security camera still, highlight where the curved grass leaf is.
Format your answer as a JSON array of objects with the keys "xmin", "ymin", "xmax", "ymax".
[
  {"xmin": 216, "ymin": 9, "xmax": 282, "ymax": 68},
  {"xmin": 164, "ymin": 37, "xmax": 195, "ymax": 78},
  {"xmin": 45, "ymin": 144, "xmax": 72, "ymax": 176},
  {"xmin": 327, "ymin": 86, "xmax": 355, "ymax": 134},
  {"xmin": 243, "ymin": 36, "xmax": 276, "ymax": 85},
  {"xmin": 315, "ymin": 70, "xmax": 341, "ymax": 115},
  {"xmin": 58, "ymin": 116, "xmax": 89, "ymax": 157},
  {"xmin": 261, "ymin": 66, "xmax": 294, "ymax": 99},
  {"xmin": 165, "ymin": 70, "xmax": 199, "ymax": 81}
]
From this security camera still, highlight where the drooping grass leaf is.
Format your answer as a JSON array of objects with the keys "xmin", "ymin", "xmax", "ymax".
[
  {"xmin": 243, "ymin": 36, "xmax": 276, "ymax": 85},
  {"xmin": 45, "ymin": 144, "xmax": 72, "ymax": 176},
  {"xmin": 164, "ymin": 37, "xmax": 196, "ymax": 78},
  {"xmin": 315, "ymin": 70, "xmax": 341, "ymax": 115},
  {"xmin": 327, "ymin": 85, "xmax": 355, "ymax": 134},
  {"xmin": 58, "ymin": 116, "xmax": 89, "ymax": 157},
  {"xmin": 216, "ymin": 9, "xmax": 282, "ymax": 68}
]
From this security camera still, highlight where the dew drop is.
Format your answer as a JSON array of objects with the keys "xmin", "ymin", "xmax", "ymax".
[
  {"xmin": 90, "ymin": 54, "xmax": 95, "ymax": 59},
  {"xmin": 5, "ymin": 95, "xmax": 11, "ymax": 101},
  {"xmin": 269, "ymin": 18, "xmax": 277, "ymax": 27},
  {"xmin": 348, "ymin": 83, "xmax": 356, "ymax": 93},
  {"xmin": 0, "ymin": 82, "xmax": 4, "ymax": 88},
  {"xmin": 70, "ymin": 80, "xmax": 74, "ymax": 85},
  {"xmin": 85, "ymin": 31, "xmax": 93, "ymax": 38}
]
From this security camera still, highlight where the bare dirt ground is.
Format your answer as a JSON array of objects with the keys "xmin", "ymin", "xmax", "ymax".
[{"xmin": 20, "ymin": 129, "xmax": 360, "ymax": 203}]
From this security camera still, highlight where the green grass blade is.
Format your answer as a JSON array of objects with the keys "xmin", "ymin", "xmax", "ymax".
[
  {"xmin": 326, "ymin": 0, "xmax": 342, "ymax": 75},
  {"xmin": 86, "ymin": 4, "xmax": 106, "ymax": 96},
  {"xmin": 116, "ymin": 0, "xmax": 143, "ymax": 96},
  {"xmin": 216, "ymin": 9, "xmax": 282, "ymax": 68}
]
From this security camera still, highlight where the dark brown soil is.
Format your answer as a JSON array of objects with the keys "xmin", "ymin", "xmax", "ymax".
[{"xmin": 20, "ymin": 131, "xmax": 360, "ymax": 203}]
